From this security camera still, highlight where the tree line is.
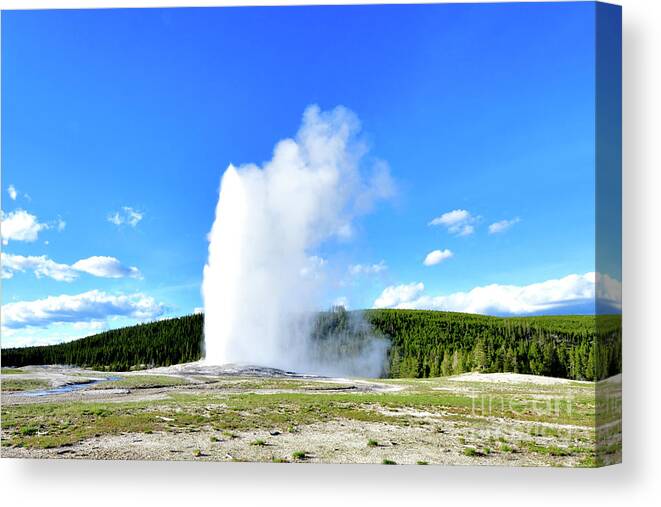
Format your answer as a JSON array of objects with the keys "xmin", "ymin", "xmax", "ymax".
[
  {"xmin": 1, "ymin": 315, "xmax": 203, "ymax": 372},
  {"xmin": 1, "ymin": 309, "xmax": 621, "ymax": 380},
  {"xmin": 364, "ymin": 309, "xmax": 621, "ymax": 381}
]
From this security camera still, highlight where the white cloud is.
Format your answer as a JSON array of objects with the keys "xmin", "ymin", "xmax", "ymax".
[
  {"xmin": 373, "ymin": 273, "xmax": 606, "ymax": 315},
  {"xmin": 7, "ymin": 185, "xmax": 17, "ymax": 200},
  {"xmin": 107, "ymin": 206, "xmax": 144, "ymax": 227},
  {"xmin": 423, "ymin": 249, "xmax": 453, "ymax": 266},
  {"xmin": 1, "ymin": 290, "xmax": 165, "ymax": 329},
  {"xmin": 193, "ymin": 307, "xmax": 204, "ymax": 315},
  {"xmin": 71, "ymin": 320, "xmax": 107, "ymax": 332},
  {"xmin": 373, "ymin": 282, "xmax": 425, "ymax": 309},
  {"xmin": 108, "ymin": 212, "xmax": 122, "ymax": 225},
  {"xmin": 71, "ymin": 256, "xmax": 141, "ymax": 279},
  {"xmin": 0, "ymin": 209, "xmax": 49, "ymax": 245},
  {"xmin": 429, "ymin": 209, "xmax": 476, "ymax": 236},
  {"xmin": 348, "ymin": 260, "xmax": 387, "ymax": 276},
  {"xmin": 56, "ymin": 218, "xmax": 67, "ymax": 232},
  {"xmin": 1, "ymin": 253, "xmax": 77, "ymax": 282},
  {"xmin": 1, "ymin": 253, "xmax": 141, "ymax": 281},
  {"xmin": 488, "ymin": 217, "xmax": 521, "ymax": 234}
]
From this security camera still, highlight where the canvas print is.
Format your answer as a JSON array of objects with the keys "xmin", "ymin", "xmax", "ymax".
[{"xmin": 0, "ymin": 2, "xmax": 621, "ymax": 467}]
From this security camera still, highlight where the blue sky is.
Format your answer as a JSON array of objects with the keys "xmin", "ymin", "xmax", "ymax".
[{"xmin": 1, "ymin": 3, "xmax": 620, "ymax": 347}]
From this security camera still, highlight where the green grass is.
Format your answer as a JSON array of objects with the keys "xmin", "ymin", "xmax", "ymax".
[
  {"xmin": 520, "ymin": 441, "xmax": 573, "ymax": 457},
  {"xmin": 250, "ymin": 439, "xmax": 267, "ymax": 446},
  {"xmin": 19, "ymin": 425, "xmax": 39, "ymax": 436},
  {"xmin": 0, "ymin": 372, "xmax": 601, "ymax": 469},
  {"xmin": 416, "ymin": 460, "xmax": 429, "ymax": 465},
  {"xmin": 1, "ymin": 378, "xmax": 51, "ymax": 392},
  {"xmin": 1, "ymin": 378, "xmax": 598, "ymax": 451},
  {"xmin": 89, "ymin": 375, "xmax": 189, "ymax": 390},
  {"xmin": 1, "ymin": 368, "xmax": 26, "ymax": 375},
  {"xmin": 204, "ymin": 378, "xmax": 352, "ymax": 391},
  {"xmin": 382, "ymin": 459, "xmax": 397, "ymax": 465}
]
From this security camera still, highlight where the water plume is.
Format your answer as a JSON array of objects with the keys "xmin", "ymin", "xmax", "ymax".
[{"xmin": 201, "ymin": 105, "xmax": 392, "ymax": 376}]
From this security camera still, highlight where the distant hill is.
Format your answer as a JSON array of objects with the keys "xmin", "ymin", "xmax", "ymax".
[{"xmin": 0, "ymin": 310, "xmax": 621, "ymax": 380}]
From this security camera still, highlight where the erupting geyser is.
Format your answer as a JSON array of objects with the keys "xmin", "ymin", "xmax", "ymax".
[{"xmin": 202, "ymin": 105, "xmax": 392, "ymax": 376}]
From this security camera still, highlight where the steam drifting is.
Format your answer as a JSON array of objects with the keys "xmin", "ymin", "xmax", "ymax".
[{"xmin": 202, "ymin": 106, "xmax": 392, "ymax": 376}]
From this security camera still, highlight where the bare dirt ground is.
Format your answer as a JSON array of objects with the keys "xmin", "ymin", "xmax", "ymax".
[{"xmin": 0, "ymin": 363, "xmax": 621, "ymax": 466}]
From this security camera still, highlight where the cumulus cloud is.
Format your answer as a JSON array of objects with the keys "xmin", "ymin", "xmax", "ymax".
[
  {"xmin": 488, "ymin": 217, "xmax": 520, "ymax": 234},
  {"xmin": 1, "ymin": 253, "xmax": 77, "ymax": 282},
  {"xmin": 1, "ymin": 290, "xmax": 165, "ymax": 329},
  {"xmin": 423, "ymin": 249, "xmax": 453, "ymax": 266},
  {"xmin": 1, "ymin": 253, "xmax": 141, "ymax": 281},
  {"xmin": 108, "ymin": 206, "xmax": 143, "ymax": 227},
  {"xmin": 1, "ymin": 210, "xmax": 49, "ymax": 245},
  {"xmin": 428, "ymin": 209, "xmax": 476, "ymax": 236},
  {"xmin": 348, "ymin": 260, "xmax": 387, "ymax": 276},
  {"xmin": 373, "ymin": 282, "xmax": 425, "ymax": 309},
  {"xmin": 373, "ymin": 272, "xmax": 613, "ymax": 316},
  {"xmin": 71, "ymin": 256, "xmax": 141, "ymax": 279},
  {"xmin": 7, "ymin": 185, "xmax": 17, "ymax": 200}
]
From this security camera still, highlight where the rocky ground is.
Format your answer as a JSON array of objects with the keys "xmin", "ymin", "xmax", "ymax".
[{"xmin": 0, "ymin": 363, "xmax": 621, "ymax": 466}]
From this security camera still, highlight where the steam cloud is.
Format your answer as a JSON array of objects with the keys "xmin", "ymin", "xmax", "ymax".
[{"xmin": 202, "ymin": 105, "xmax": 392, "ymax": 376}]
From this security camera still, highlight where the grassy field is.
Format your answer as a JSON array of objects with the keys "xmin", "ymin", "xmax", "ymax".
[
  {"xmin": 1, "ymin": 378, "xmax": 51, "ymax": 392},
  {"xmin": 0, "ymin": 366, "xmax": 621, "ymax": 466},
  {"xmin": 1, "ymin": 368, "xmax": 27, "ymax": 375},
  {"xmin": 87, "ymin": 375, "xmax": 190, "ymax": 390}
]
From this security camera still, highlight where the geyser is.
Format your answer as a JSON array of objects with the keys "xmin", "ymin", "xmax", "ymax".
[{"xmin": 202, "ymin": 105, "xmax": 392, "ymax": 376}]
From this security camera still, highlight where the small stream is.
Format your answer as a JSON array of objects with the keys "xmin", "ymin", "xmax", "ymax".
[{"xmin": 17, "ymin": 376, "xmax": 122, "ymax": 397}]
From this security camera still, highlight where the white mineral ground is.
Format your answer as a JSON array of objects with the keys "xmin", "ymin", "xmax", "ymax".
[{"xmin": 0, "ymin": 364, "xmax": 621, "ymax": 466}]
